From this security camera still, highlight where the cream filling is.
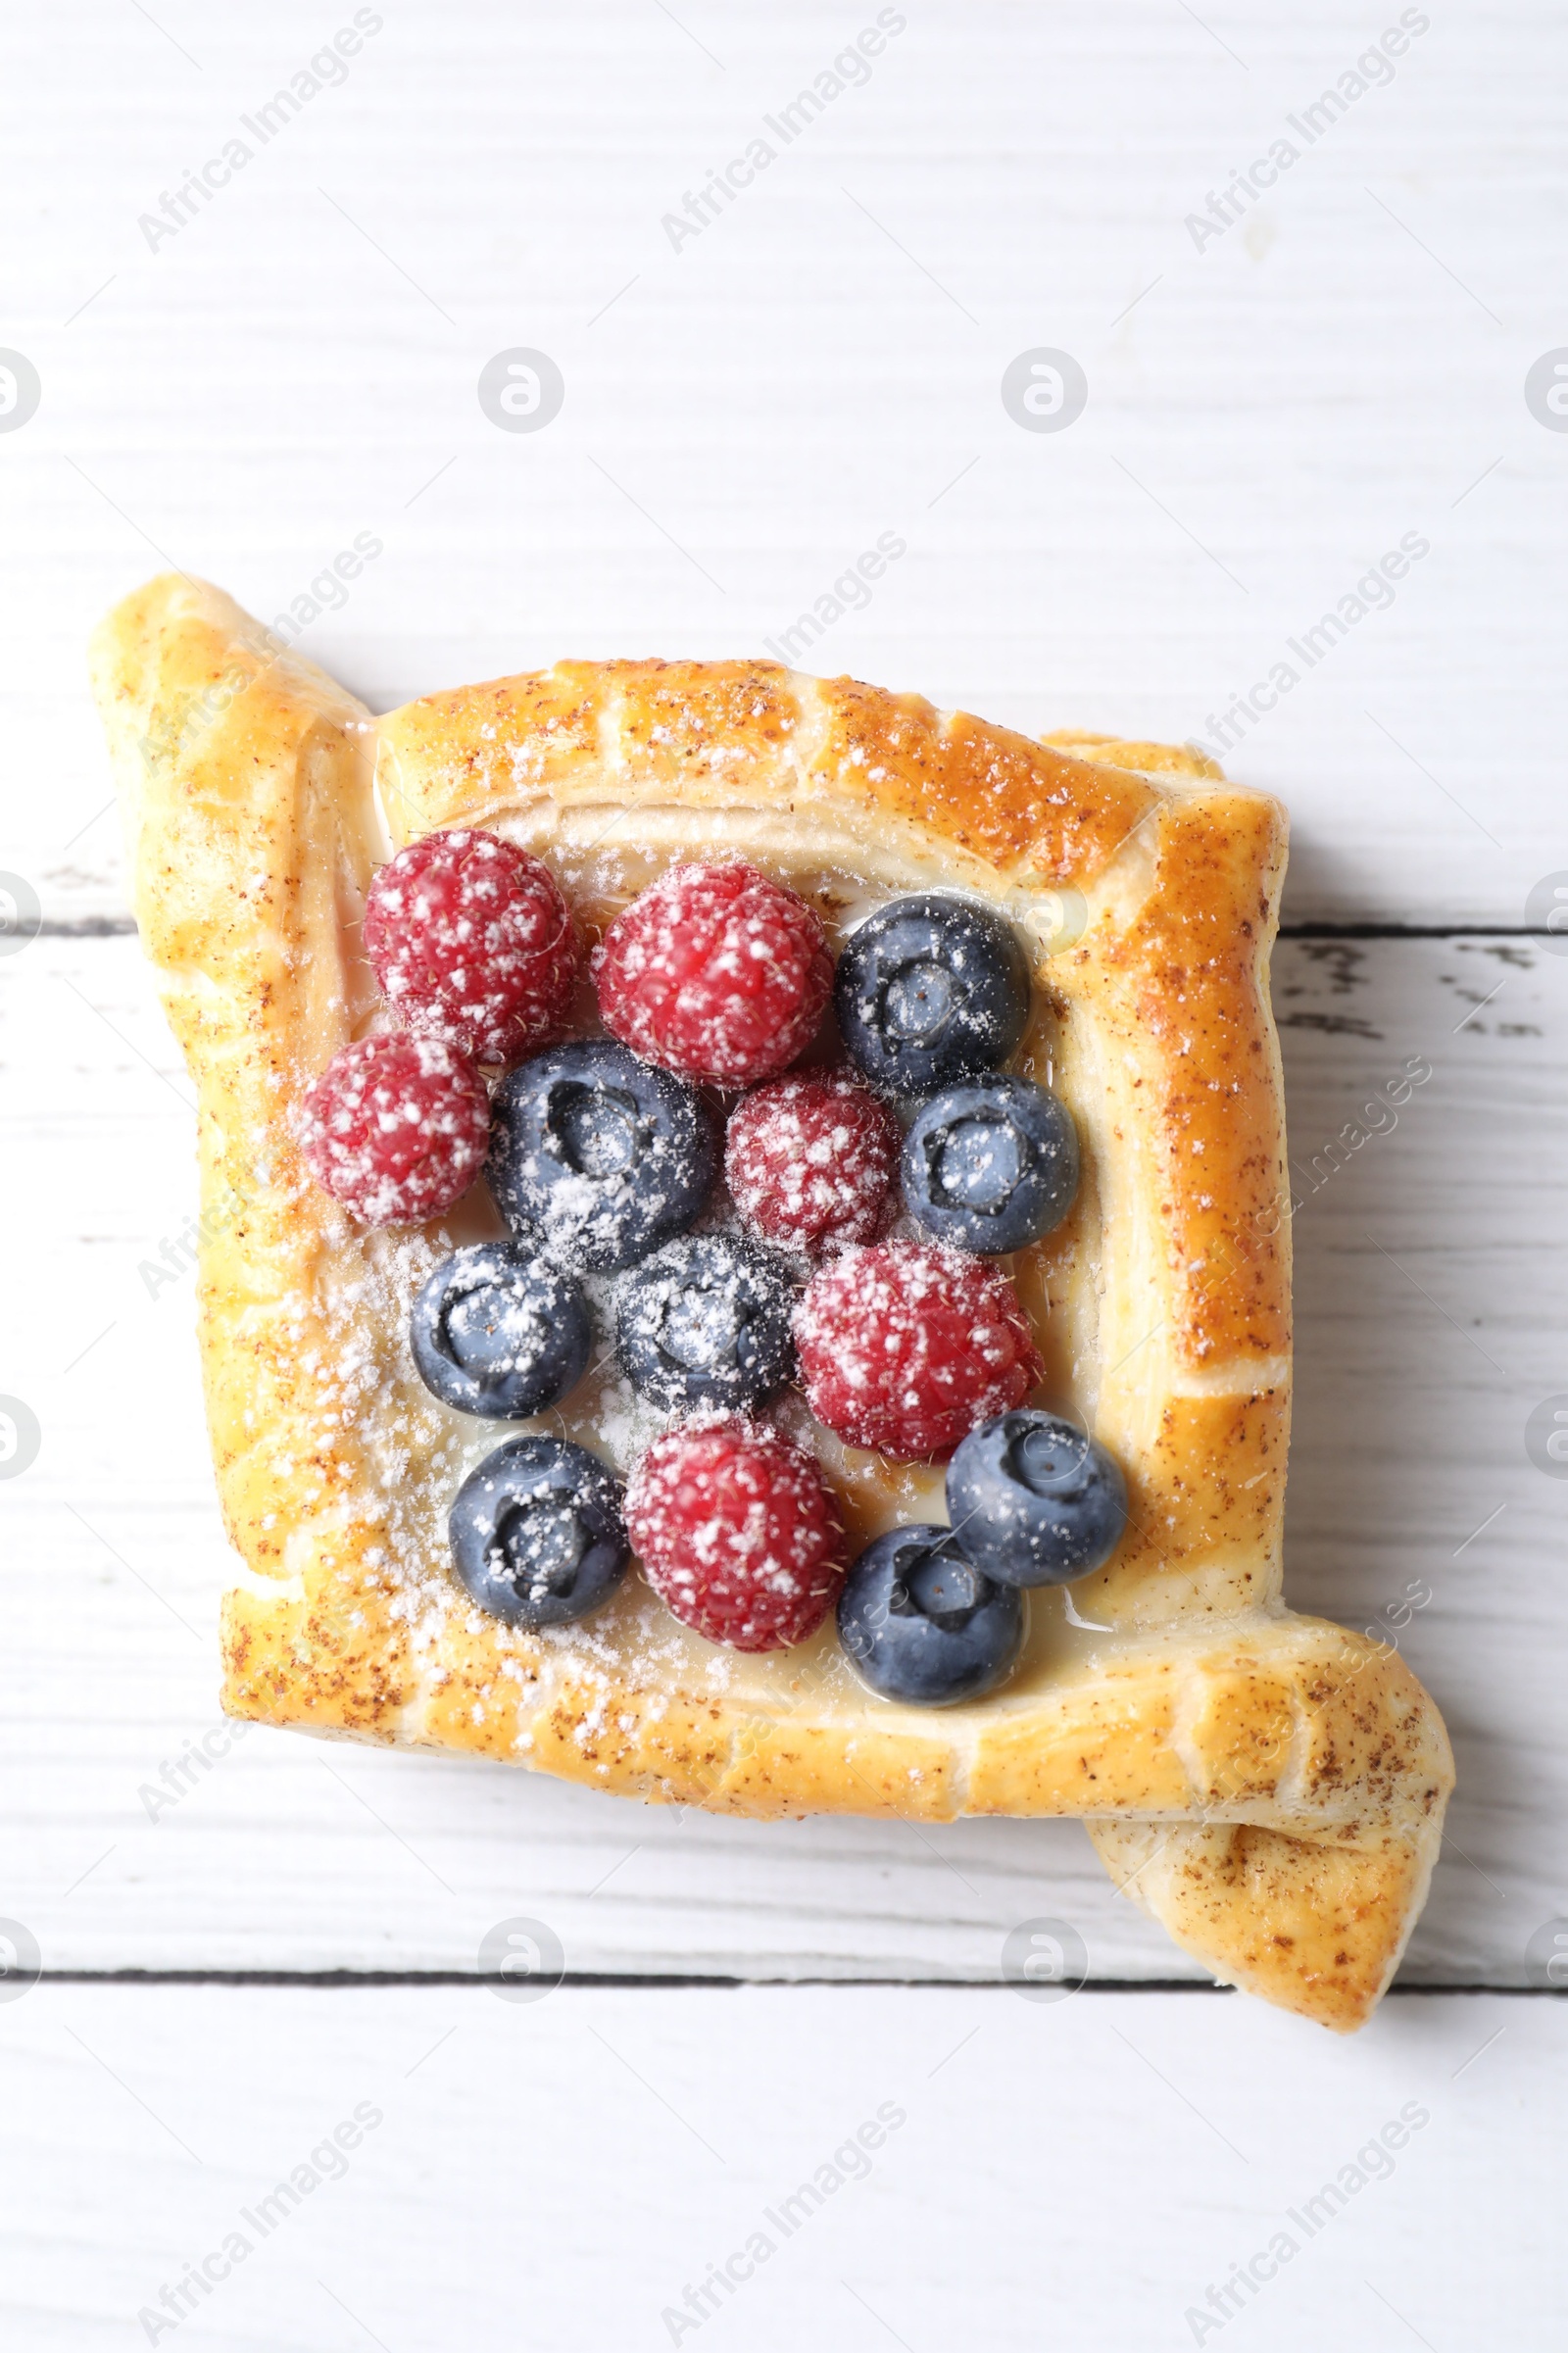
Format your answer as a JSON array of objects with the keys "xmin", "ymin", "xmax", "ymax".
[{"xmin": 320, "ymin": 785, "xmax": 1283, "ymax": 1739}]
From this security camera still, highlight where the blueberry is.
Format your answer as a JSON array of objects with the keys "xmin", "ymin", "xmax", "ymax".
[
  {"xmin": 835, "ymin": 894, "xmax": 1031, "ymax": 1095},
  {"xmin": 902, "ymin": 1076, "xmax": 1078, "ymax": 1254},
  {"xmin": 488, "ymin": 1038, "xmax": 717, "ymax": 1272},
  {"xmin": 616, "ymin": 1233, "xmax": 794, "ymax": 1414},
  {"xmin": 946, "ymin": 1408, "xmax": 1127, "ymax": 1588},
  {"xmin": 837, "ymin": 1525, "xmax": 1024, "ymax": 1704},
  {"xmin": 449, "ymin": 1434, "xmax": 629, "ymax": 1628},
  {"xmin": 411, "ymin": 1243, "xmax": 591, "ymax": 1419}
]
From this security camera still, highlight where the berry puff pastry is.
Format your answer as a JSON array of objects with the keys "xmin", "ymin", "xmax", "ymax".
[{"xmin": 89, "ymin": 573, "xmax": 1452, "ymax": 2030}]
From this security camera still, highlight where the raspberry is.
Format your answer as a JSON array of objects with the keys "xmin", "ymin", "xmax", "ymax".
[
  {"xmin": 625, "ymin": 1416, "xmax": 847, "ymax": 1651},
  {"xmin": 793, "ymin": 1242, "xmax": 1043, "ymax": 1461},
  {"xmin": 364, "ymin": 828, "xmax": 579, "ymax": 1066},
  {"xmin": 593, "ymin": 861, "xmax": 832, "ymax": 1087},
  {"xmin": 297, "ymin": 1033, "xmax": 490, "ymax": 1227},
  {"xmin": 725, "ymin": 1070, "xmax": 901, "ymax": 1255}
]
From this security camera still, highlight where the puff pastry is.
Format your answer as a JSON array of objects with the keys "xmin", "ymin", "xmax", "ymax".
[{"xmin": 89, "ymin": 574, "xmax": 1453, "ymax": 2030}]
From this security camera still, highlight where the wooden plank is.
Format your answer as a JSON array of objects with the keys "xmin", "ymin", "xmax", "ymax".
[
  {"xmin": 2, "ymin": 932, "xmax": 1562, "ymax": 1981},
  {"xmin": 7, "ymin": 1, "xmax": 1564, "ymax": 927},
  {"xmin": 0, "ymin": 1983, "xmax": 1557, "ymax": 2347}
]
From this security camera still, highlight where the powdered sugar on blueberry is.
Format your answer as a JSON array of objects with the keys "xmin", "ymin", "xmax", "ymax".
[{"xmin": 487, "ymin": 1038, "xmax": 717, "ymax": 1272}]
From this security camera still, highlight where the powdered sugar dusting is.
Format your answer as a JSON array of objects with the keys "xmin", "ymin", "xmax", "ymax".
[
  {"xmin": 296, "ymin": 1034, "xmax": 490, "ymax": 1227},
  {"xmin": 486, "ymin": 1041, "xmax": 716, "ymax": 1273},
  {"xmin": 594, "ymin": 859, "xmax": 832, "ymax": 1085},
  {"xmin": 625, "ymin": 1413, "xmax": 847, "ymax": 1650},
  {"xmin": 364, "ymin": 827, "xmax": 579, "ymax": 1065},
  {"xmin": 793, "ymin": 1241, "xmax": 1044, "ymax": 1461},
  {"xmin": 725, "ymin": 1069, "xmax": 900, "ymax": 1255}
]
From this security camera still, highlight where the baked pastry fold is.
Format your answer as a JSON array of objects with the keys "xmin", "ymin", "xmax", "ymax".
[{"xmin": 90, "ymin": 573, "xmax": 1452, "ymax": 2031}]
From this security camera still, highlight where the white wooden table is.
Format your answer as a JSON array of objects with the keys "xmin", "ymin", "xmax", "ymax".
[{"xmin": 5, "ymin": 4, "xmax": 1566, "ymax": 2344}]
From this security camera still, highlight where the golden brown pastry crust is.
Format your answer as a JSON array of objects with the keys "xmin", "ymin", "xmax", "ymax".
[{"xmin": 90, "ymin": 574, "xmax": 1452, "ymax": 2032}]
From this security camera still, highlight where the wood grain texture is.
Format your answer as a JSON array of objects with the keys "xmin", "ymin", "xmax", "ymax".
[
  {"xmin": 0, "ymin": 1983, "xmax": 1557, "ymax": 2349},
  {"xmin": 2, "ymin": 933, "xmax": 1560, "ymax": 1983},
  {"xmin": 6, "ymin": 0, "xmax": 1565, "ymax": 928}
]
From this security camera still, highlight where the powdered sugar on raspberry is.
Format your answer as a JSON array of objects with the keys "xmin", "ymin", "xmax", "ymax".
[
  {"xmin": 725, "ymin": 1069, "xmax": 901, "ymax": 1255},
  {"xmin": 296, "ymin": 1032, "xmax": 490, "ymax": 1227},
  {"xmin": 793, "ymin": 1241, "xmax": 1044, "ymax": 1461},
  {"xmin": 624, "ymin": 1413, "xmax": 847, "ymax": 1650},
  {"xmin": 593, "ymin": 859, "xmax": 832, "ymax": 1086},
  {"xmin": 364, "ymin": 828, "xmax": 579, "ymax": 1066}
]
